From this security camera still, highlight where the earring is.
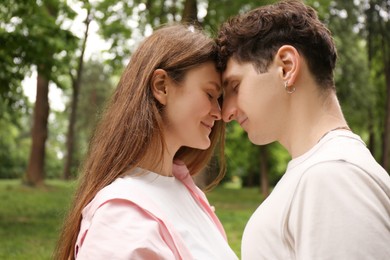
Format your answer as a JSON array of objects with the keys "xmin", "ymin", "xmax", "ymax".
[{"xmin": 284, "ymin": 81, "xmax": 296, "ymax": 94}]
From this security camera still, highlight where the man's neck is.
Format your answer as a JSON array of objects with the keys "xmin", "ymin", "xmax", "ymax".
[{"xmin": 280, "ymin": 89, "xmax": 348, "ymax": 158}]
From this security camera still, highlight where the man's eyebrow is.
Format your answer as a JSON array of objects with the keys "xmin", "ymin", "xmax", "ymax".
[{"xmin": 222, "ymin": 75, "xmax": 234, "ymax": 88}]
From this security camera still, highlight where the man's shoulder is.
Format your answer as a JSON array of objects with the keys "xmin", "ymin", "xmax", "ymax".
[{"xmin": 308, "ymin": 131, "xmax": 379, "ymax": 170}]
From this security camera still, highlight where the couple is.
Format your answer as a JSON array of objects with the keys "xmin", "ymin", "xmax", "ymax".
[{"xmin": 55, "ymin": 1, "xmax": 390, "ymax": 259}]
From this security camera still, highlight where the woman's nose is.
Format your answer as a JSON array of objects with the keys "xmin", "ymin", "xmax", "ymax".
[
  {"xmin": 222, "ymin": 99, "xmax": 237, "ymax": 122},
  {"xmin": 210, "ymin": 101, "xmax": 222, "ymax": 120}
]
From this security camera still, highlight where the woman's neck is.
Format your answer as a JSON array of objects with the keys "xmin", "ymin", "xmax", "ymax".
[{"xmin": 138, "ymin": 142, "xmax": 177, "ymax": 177}]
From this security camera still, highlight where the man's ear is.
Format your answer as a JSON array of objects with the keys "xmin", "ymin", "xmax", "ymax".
[
  {"xmin": 151, "ymin": 69, "xmax": 168, "ymax": 105},
  {"xmin": 275, "ymin": 45, "xmax": 300, "ymax": 85}
]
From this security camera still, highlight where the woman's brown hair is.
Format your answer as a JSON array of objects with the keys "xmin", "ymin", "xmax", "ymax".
[{"xmin": 54, "ymin": 24, "xmax": 225, "ymax": 260}]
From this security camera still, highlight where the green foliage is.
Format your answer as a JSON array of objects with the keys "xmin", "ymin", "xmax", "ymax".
[
  {"xmin": 94, "ymin": 0, "xmax": 142, "ymax": 71},
  {"xmin": 0, "ymin": 0, "xmax": 80, "ymax": 181},
  {"xmin": 224, "ymin": 122, "xmax": 256, "ymax": 178},
  {"xmin": 364, "ymin": 0, "xmax": 390, "ymax": 163},
  {"xmin": 267, "ymin": 142, "xmax": 290, "ymax": 184},
  {"xmin": 45, "ymin": 110, "xmax": 68, "ymax": 179},
  {"xmin": 224, "ymin": 122, "xmax": 290, "ymax": 187},
  {"xmin": 327, "ymin": 1, "xmax": 373, "ymax": 134},
  {"xmin": 0, "ymin": 106, "xmax": 31, "ymax": 179},
  {"xmin": 1, "ymin": 0, "xmax": 389, "ymax": 183},
  {"xmin": 0, "ymin": 1, "xmax": 32, "ymax": 104},
  {"xmin": 0, "ymin": 0, "xmax": 78, "ymax": 95},
  {"xmin": 94, "ymin": 0, "xmax": 277, "ymax": 71},
  {"xmin": 204, "ymin": 0, "xmax": 276, "ymax": 35},
  {"xmin": 65, "ymin": 60, "xmax": 115, "ymax": 177}
]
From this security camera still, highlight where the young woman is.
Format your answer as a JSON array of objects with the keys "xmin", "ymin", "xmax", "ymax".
[{"xmin": 55, "ymin": 24, "xmax": 238, "ymax": 260}]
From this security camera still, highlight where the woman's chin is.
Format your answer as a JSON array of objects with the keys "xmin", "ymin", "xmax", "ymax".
[{"xmin": 189, "ymin": 139, "xmax": 211, "ymax": 150}]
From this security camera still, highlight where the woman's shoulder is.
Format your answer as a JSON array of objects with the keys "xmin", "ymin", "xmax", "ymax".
[{"xmin": 83, "ymin": 170, "xmax": 182, "ymax": 219}]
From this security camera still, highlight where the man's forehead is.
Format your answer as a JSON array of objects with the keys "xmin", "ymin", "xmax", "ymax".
[{"xmin": 222, "ymin": 58, "xmax": 243, "ymax": 86}]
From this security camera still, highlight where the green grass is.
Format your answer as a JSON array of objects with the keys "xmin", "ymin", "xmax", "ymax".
[
  {"xmin": 0, "ymin": 180, "xmax": 76, "ymax": 260},
  {"xmin": 0, "ymin": 180, "xmax": 263, "ymax": 259},
  {"xmin": 207, "ymin": 186, "xmax": 264, "ymax": 257}
]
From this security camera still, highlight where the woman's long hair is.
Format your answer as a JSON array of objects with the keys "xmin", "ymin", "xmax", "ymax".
[{"xmin": 54, "ymin": 24, "xmax": 225, "ymax": 260}]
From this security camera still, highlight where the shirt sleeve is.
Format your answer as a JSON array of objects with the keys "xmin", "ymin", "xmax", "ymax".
[
  {"xmin": 76, "ymin": 199, "xmax": 176, "ymax": 260},
  {"xmin": 288, "ymin": 160, "xmax": 390, "ymax": 260}
]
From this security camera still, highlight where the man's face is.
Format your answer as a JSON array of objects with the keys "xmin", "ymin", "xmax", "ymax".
[{"xmin": 222, "ymin": 58, "xmax": 288, "ymax": 145}]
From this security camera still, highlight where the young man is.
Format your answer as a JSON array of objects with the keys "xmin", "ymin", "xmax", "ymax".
[{"xmin": 217, "ymin": 0, "xmax": 390, "ymax": 259}]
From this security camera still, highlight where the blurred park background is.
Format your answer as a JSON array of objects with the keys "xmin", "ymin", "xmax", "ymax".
[{"xmin": 1, "ymin": 0, "xmax": 390, "ymax": 259}]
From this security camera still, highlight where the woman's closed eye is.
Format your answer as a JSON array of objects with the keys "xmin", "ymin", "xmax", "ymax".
[{"xmin": 206, "ymin": 89, "xmax": 221, "ymax": 100}]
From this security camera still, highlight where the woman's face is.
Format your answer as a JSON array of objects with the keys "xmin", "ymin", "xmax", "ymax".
[{"xmin": 163, "ymin": 61, "xmax": 222, "ymax": 151}]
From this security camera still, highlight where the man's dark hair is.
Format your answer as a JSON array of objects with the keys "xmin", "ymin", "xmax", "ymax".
[{"xmin": 217, "ymin": 0, "xmax": 337, "ymax": 89}]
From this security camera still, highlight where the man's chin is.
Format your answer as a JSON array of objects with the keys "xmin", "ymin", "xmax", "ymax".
[{"xmin": 248, "ymin": 134, "xmax": 272, "ymax": 146}]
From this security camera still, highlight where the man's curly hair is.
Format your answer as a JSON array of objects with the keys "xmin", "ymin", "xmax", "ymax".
[{"xmin": 216, "ymin": 0, "xmax": 337, "ymax": 89}]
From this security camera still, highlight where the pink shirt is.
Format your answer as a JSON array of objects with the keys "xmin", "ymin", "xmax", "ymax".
[{"xmin": 75, "ymin": 162, "xmax": 237, "ymax": 259}]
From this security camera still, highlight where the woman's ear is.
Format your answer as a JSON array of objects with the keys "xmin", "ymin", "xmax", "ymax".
[
  {"xmin": 151, "ymin": 69, "xmax": 168, "ymax": 105},
  {"xmin": 275, "ymin": 45, "xmax": 300, "ymax": 85}
]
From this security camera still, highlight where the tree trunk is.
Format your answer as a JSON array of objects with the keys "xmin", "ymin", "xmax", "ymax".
[
  {"xmin": 376, "ymin": 0, "xmax": 390, "ymax": 171},
  {"xmin": 366, "ymin": 1, "xmax": 377, "ymax": 160},
  {"xmin": 246, "ymin": 170, "xmax": 255, "ymax": 187},
  {"xmin": 182, "ymin": 0, "xmax": 198, "ymax": 24},
  {"xmin": 259, "ymin": 146, "xmax": 269, "ymax": 198},
  {"xmin": 63, "ymin": 78, "xmax": 78, "ymax": 180},
  {"xmin": 366, "ymin": 1, "xmax": 390, "ymax": 170},
  {"xmin": 25, "ymin": 69, "xmax": 50, "ymax": 186},
  {"xmin": 63, "ymin": 10, "xmax": 91, "ymax": 179},
  {"xmin": 368, "ymin": 112, "xmax": 376, "ymax": 157},
  {"xmin": 381, "ymin": 65, "xmax": 390, "ymax": 171}
]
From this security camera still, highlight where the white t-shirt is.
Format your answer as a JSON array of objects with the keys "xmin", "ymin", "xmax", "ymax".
[
  {"xmin": 76, "ymin": 168, "xmax": 238, "ymax": 260},
  {"xmin": 242, "ymin": 130, "xmax": 390, "ymax": 260}
]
